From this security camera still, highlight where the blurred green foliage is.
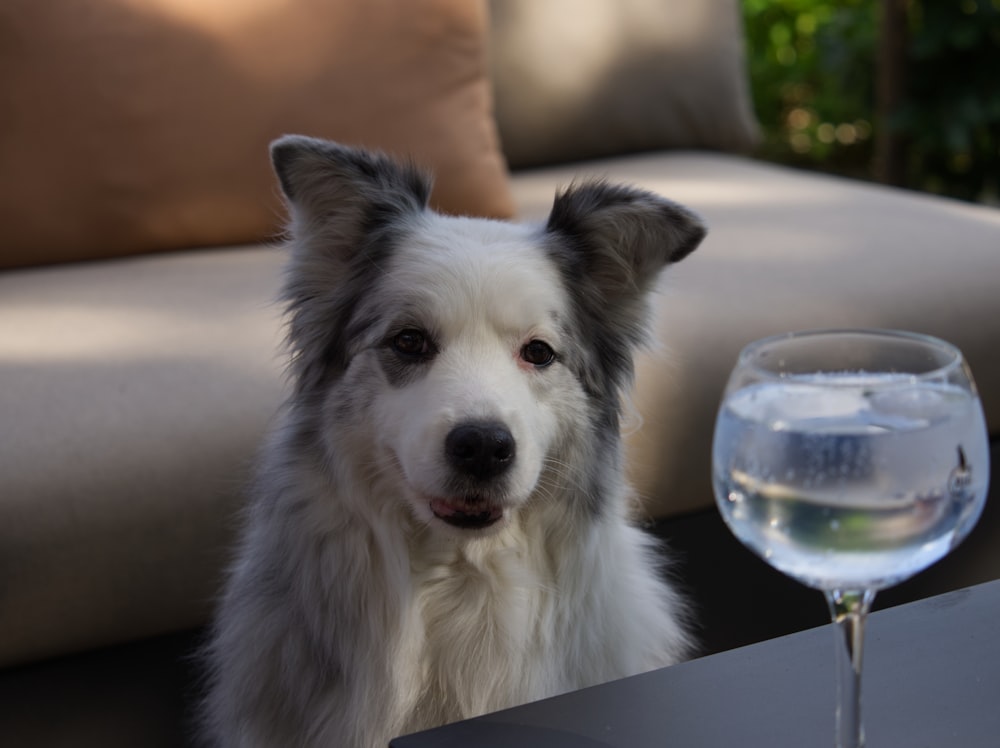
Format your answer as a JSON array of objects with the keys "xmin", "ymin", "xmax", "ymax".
[{"xmin": 742, "ymin": 0, "xmax": 1000, "ymax": 204}]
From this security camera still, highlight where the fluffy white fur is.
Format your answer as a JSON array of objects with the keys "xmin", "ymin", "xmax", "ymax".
[{"xmin": 202, "ymin": 137, "xmax": 706, "ymax": 747}]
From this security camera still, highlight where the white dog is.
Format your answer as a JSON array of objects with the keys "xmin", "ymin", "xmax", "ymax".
[{"xmin": 202, "ymin": 136, "xmax": 706, "ymax": 747}]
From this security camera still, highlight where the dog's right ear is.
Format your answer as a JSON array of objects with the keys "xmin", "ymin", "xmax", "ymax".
[
  {"xmin": 271, "ymin": 137, "xmax": 433, "ymax": 396},
  {"xmin": 270, "ymin": 135, "xmax": 431, "ymax": 232}
]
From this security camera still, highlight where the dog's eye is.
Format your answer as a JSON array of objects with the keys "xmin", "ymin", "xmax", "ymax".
[
  {"xmin": 391, "ymin": 329, "xmax": 434, "ymax": 359},
  {"xmin": 521, "ymin": 340, "xmax": 556, "ymax": 368}
]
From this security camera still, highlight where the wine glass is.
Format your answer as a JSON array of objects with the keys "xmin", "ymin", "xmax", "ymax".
[{"xmin": 711, "ymin": 329, "xmax": 990, "ymax": 748}]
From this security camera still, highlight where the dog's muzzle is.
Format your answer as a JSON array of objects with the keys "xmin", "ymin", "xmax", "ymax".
[{"xmin": 430, "ymin": 421, "xmax": 515, "ymax": 529}]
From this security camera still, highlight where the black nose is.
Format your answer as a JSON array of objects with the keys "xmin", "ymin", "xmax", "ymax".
[{"xmin": 445, "ymin": 421, "xmax": 516, "ymax": 480}]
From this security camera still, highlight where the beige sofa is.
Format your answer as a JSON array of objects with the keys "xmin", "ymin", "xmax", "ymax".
[{"xmin": 2, "ymin": 1, "xmax": 999, "ymax": 744}]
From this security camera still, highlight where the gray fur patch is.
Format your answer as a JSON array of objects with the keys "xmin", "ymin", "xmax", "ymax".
[
  {"xmin": 544, "ymin": 180, "xmax": 706, "ymax": 403},
  {"xmin": 540, "ymin": 181, "xmax": 706, "ymax": 514},
  {"xmin": 374, "ymin": 338, "xmax": 435, "ymax": 389},
  {"xmin": 270, "ymin": 136, "xmax": 433, "ymax": 400}
]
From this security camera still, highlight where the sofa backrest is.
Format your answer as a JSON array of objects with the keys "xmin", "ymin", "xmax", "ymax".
[{"xmin": 489, "ymin": 0, "xmax": 759, "ymax": 169}]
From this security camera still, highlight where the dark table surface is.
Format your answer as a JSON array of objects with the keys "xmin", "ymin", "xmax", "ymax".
[{"xmin": 391, "ymin": 578, "xmax": 1000, "ymax": 748}]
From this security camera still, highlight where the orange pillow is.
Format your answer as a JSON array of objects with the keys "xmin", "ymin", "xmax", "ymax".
[{"xmin": 0, "ymin": 0, "xmax": 513, "ymax": 269}]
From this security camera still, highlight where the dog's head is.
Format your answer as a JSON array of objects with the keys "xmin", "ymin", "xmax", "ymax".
[{"xmin": 271, "ymin": 136, "xmax": 705, "ymax": 535}]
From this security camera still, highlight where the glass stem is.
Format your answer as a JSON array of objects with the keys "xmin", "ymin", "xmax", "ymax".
[{"xmin": 824, "ymin": 588, "xmax": 876, "ymax": 748}]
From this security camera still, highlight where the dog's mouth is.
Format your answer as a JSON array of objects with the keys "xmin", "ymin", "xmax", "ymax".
[{"xmin": 429, "ymin": 496, "xmax": 504, "ymax": 530}]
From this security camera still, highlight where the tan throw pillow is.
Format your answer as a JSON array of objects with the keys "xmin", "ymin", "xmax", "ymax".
[
  {"xmin": 0, "ymin": 0, "xmax": 513, "ymax": 269},
  {"xmin": 489, "ymin": 0, "xmax": 760, "ymax": 169}
]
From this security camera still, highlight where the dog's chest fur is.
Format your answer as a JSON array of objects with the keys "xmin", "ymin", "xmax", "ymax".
[{"xmin": 400, "ymin": 521, "xmax": 559, "ymax": 727}]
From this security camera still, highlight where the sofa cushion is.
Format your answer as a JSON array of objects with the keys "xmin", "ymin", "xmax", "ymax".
[
  {"xmin": 0, "ymin": 0, "xmax": 513, "ymax": 270},
  {"xmin": 489, "ymin": 0, "xmax": 760, "ymax": 169},
  {"xmin": 0, "ymin": 248, "xmax": 286, "ymax": 665}
]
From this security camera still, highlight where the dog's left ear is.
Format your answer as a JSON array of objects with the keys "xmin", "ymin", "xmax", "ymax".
[{"xmin": 546, "ymin": 181, "xmax": 706, "ymax": 299}]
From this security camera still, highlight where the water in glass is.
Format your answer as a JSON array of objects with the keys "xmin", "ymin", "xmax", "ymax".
[{"xmin": 714, "ymin": 375, "xmax": 988, "ymax": 591}]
